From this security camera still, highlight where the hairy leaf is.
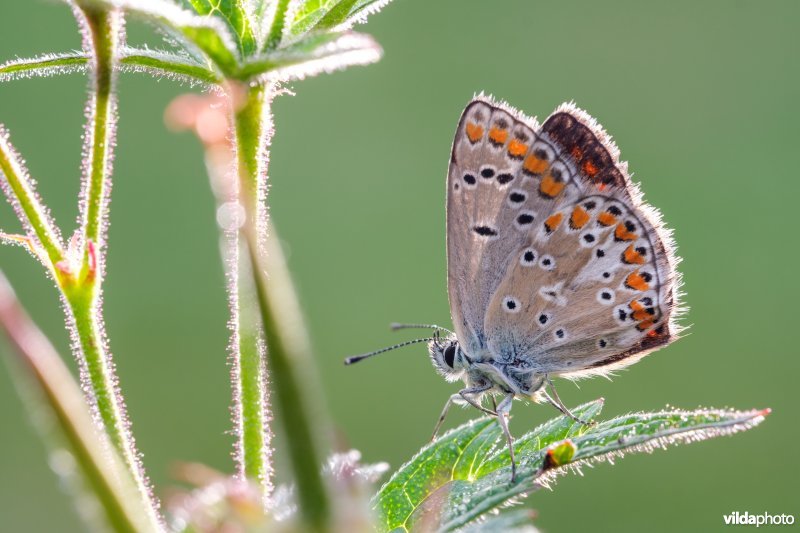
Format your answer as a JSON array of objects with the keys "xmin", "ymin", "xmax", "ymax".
[
  {"xmin": 374, "ymin": 400, "xmax": 768, "ymax": 532},
  {"xmin": 0, "ymin": 48, "xmax": 220, "ymax": 85},
  {"xmin": 185, "ymin": 0, "xmax": 257, "ymax": 56},
  {"xmin": 239, "ymin": 30, "xmax": 380, "ymax": 81},
  {"xmin": 458, "ymin": 510, "xmax": 539, "ymax": 533},
  {"xmin": 0, "ymin": 52, "xmax": 87, "ymax": 82},
  {"xmin": 289, "ymin": 0, "xmax": 393, "ymax": 36},
  {"xmin": 82, "ymin": 0, "xmax": 240, "ymax": 74}
]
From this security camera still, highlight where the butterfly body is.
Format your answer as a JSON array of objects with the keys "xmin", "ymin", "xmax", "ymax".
[{"xmin": 429, "ymin": 335, "xmax": 543, "ymax": 396}]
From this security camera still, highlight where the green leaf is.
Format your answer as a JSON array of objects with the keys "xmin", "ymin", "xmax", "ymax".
[
  {"xmin": 0, "ymin": 52, "xmax": 87, "ymax": 82},
  {"xmin": 290, "ymin": 0, "xmax": 394, "ymax": 36},
  {"xmin": 238, "ymin": 30, "xmax": 381, "ymax": 81},
  {"xmin": 0, "ymin": 48, "xmax": 219, "ymax": 85},
  {"xmin": 185, "ymin": 0, "xmax": 257, "ymax": 56},
  {"xmin": 374, "ymin": 401, "xmax": 768, "ymax": 532},
  {"xmin": 290, "ymin": 0, "xmax": 343, "ymax": 36},
  {"xmin": 82, "ymin": 0, "xmax": 240, "ymax": 75},
  {"xmin": 458, "ymin": 510, "xmax": 539, "ymax": 533},
  {"xmin": 260, "ymin": 0, "xmax": 293, "ymax": 51},
  {"xmin": 120, "ymin": 47, "xmax": 220, "ymax": 84}
]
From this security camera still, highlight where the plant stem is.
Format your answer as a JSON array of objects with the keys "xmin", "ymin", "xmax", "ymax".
[
  {"xmin": 245, "ymin": 228, "xmax": 331, "ymax": 532},
  {"xmin": 231, "ymin": 84, "xmax": 331, "ymax": 530},
  {"xmin": 0, "ymin": 134, "xmax": 64, "ymax": 266},
  {"xmin": 79, "ymin": 5, "xmax": 115, "ymax": 260},
  {"xmin": 0, "ymin": 272, "xmax": 157, "ymax": 533},
  {"xmin": 64, "ymin": 5, "xmax": 163, "ymax": 527},
  {"xmin": 230, "ymin": 84, "xmax": 273, "ymax": 497}
]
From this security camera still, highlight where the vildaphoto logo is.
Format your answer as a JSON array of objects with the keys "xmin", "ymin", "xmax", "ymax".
[{"xmin": 723, "ymin": 512, "xmax": 795, "ymax": 527}]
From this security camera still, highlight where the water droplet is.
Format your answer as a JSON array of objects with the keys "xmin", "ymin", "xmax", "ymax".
[{"xmin": 216, "ymin": 201, "xmax": 246, "ymax": 230}]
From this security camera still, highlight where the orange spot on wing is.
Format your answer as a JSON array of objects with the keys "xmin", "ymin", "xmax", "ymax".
[
  {"xmin": 466, "ymin": 122, "xmax": 483, "ymax": 143},
  {"xmin": 625, "ymin": 270, "xmax": 650, "ymax": 292},
  {"xmin": 636, "ymin": 319, "xmax": 655, "ymax": 332},
  {"xmin": 488, "ymin": 127, "xmax": 508, "ymax": 145},
  {"xmin": 508, "ymin": 139, "xmax": 528, "ymax": 158},
  {"xmin": 623, "ymin": 244, "xmax": 646, "ymax": 264},
  {"xmin": 582, "ymin": 160, "xmax": 599, "ymax": 177},
  {"xmin": 597, "ymin": 183, "xmax": 607, "ymax": 191},
  {"xmin": 597, "ymin": 212, "xmax": 617, "ymax": 226},
  {"xmin": 571, "ymin": 146, "xmax": 583, "ymax": 159},
  {"xmin": 545, "ymin": 213, "xmax": 563, "ymax": 232},
  {"xmin": 615, "ymin": 223, "xmax": 637, "ymax": 241},
  {"xmin": 629, "ymin": 300, "xmax": 644, "ymax": 312},
  {"xmin": 569, "ymin": 205, "xmax": 590, "ymax": 229},
  {"xmin": 539, "ymin": 174, "xmax": 565, "ymax": 197},
  {"xmin": 523, "ymin": 154, "xmax": 549, "ymax": 174},
  {"xmin": 632, "ymin": 309, "xmax": 651, "ymax": 321}
]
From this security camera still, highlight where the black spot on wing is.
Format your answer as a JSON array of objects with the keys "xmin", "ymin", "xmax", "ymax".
[{"xmin": 473, "ymin": 225, "xmax": 498, "ymax": 237}]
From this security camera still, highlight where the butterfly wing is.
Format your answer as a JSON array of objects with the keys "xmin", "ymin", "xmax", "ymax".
[
  {"xmin": 448, "ymin": 97, "xmax": 681, "ymax": 377},
  {"xmin": 479, "ymin": 101, "xmax": 682, "ymax": 377},
  {"xmin": 447, "ymin": 98, "xmax": 585, "ymax": 360}
]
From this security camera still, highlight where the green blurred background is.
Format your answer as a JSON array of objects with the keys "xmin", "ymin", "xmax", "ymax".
[{"xmin": 0, "ymin": 1, "xmax": 797, "ymax": 531}]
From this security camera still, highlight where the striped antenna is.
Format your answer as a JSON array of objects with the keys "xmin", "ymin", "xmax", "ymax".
[
  {"xmin": 390, "ymin": 323, "xmax": 454, "ymax": 335},
  {"xmin": 344, "ymin": 337, "xmax": 433, "ymax": 365}
]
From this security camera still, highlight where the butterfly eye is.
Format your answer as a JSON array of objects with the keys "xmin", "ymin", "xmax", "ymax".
[{"xmin": 443, "ymin": 345, "xmax": 456, "ymax": 368}]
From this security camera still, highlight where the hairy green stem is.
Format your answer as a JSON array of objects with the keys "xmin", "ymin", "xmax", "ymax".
[
  {"xmin": 0, "ymin": 137, "xmax": 64, "ymax": 266},
  {"xmin": 231, "ymin": 84, "xmax": 273, "ymax": 495},
  {"xmin": 245, "ymin": 228, "xmax": 331, "ymax": 532},
  {"xmin": 80, "ymin": 6, "xmax": 114, "ymax": 256},
  {"xmin": 232, "ymin": 84, "xmax": 331, "ymax": 530},
  {"xmin": 64, "ymin": 5, "xmax": 163, "ymax": 526}
]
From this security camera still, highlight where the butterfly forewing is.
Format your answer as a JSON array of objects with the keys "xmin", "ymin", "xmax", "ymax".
[{"xmin": 446, "ymin": 97, "xmax": 680, "ymax": 377}]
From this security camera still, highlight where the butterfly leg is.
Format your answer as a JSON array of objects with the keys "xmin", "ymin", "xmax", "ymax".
[
  {"xmin": 495, "ymin": 393, "xmax": 517, "ymax": 482},
  {"xmin": 431, "ymin": 384, "xmax": 494, "ymax": 440},
  {"xmin": 542, "ymin": 375, "xmax": 593, "ymax": 426}
]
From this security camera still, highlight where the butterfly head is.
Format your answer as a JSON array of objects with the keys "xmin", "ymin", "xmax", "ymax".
[{"xmin": 428, "ymin": 335, "xmax": 470, "ymax": 382}]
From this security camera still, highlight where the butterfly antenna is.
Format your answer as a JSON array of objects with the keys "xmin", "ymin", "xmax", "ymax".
[
  {"xmin": 390, "ymin": 323, "xmax": 454, "ymax": 335},
  {"xmin": 344, "ymin": 337, "xmax": 434, "ymax": 365}
]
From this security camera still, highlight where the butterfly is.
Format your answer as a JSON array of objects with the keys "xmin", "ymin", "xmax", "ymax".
[{"xmin": 346, "ymin": 95, "xmax": 683, "ymax": 481}]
